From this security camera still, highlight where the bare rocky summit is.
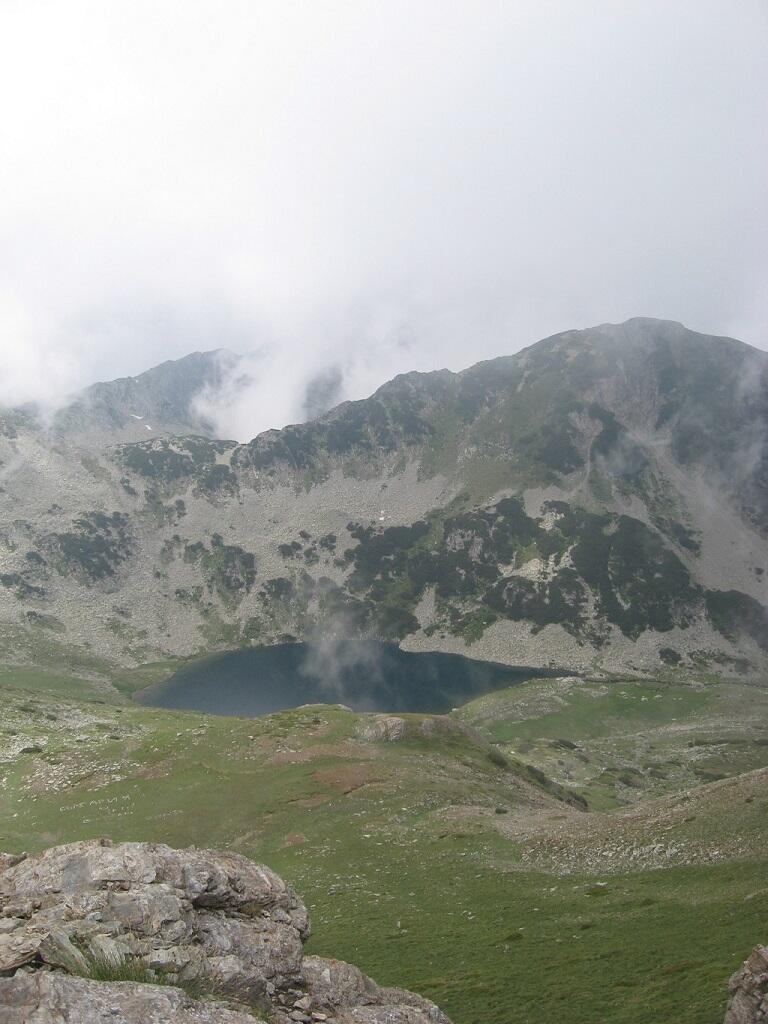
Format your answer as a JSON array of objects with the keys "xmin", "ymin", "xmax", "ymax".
[
  {"xmin": 0, "ymin": 839, "xmax": 450, "ymax": 1024},
  {"xmin": 725, "ymin": 945, "xmax": 768, "ymax": 1023}
]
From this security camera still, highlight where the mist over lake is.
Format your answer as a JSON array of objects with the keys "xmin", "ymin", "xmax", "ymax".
[{"xmin": 136, "ymin": 641, "xmax": 558, "ymax": 717}]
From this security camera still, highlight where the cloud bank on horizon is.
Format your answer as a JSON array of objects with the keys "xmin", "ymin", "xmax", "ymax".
[{"xmin": 0, "ymin": 0, "xmax": 766, "ymax": 440}]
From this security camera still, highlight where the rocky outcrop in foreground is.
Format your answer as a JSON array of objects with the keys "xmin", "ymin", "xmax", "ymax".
[
  {"xmin": 725, "ymin": 946, "xmax": 768, "ymax": 1023},
  {"xmin": 0, "ymin": 840, "xmax": 450, "ymax": 1024}
]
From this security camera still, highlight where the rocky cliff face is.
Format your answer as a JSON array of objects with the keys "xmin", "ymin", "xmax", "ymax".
[
  {"xmin": 0, "ymin": 839, "xmax": 450, "ymax": 1024},
  {"xmin": 2, "ymin": 318, "xmax": 768, "ymax": 681}
]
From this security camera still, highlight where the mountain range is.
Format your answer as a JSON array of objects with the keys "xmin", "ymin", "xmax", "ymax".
[{"xmin": 2, "ymin": 316, "xmax": 767, "ymax": 682}]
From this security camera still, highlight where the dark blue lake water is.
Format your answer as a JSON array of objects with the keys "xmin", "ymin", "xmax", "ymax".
[{"xmin": 136, "ymin": 641, "xmax": 557, "ymax": 717}]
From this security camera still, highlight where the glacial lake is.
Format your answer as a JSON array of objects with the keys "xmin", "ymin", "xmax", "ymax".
[{"xmin": 136, "ymin": 640, "xmax": 558, "ymax": 717}]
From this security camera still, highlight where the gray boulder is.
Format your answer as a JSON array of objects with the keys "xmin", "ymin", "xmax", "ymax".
[
  {"xmin": 301, "ymin": 955, "xmax": 450, "ymax": 1022},
  {"xmin": 0, "ymin": 838, "xmax": 307, "ymax": 1003},
  {"xmin": 0, "ymin": 972, "xmax": 260, "ymax": 1023},
  {"xmin": 725, "ymin": 946, "xmax": 768, "ymax": 1023},
  {"xmin": 0, "ymin": 840, "xmax": 450, "ymax": 1024}
]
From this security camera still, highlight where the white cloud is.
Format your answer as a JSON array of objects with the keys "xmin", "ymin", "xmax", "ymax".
[
  {"xmin": 0, "ymin": 290, "xmax": 82, "ymax": 409},
  {"xmin": 0, "ymin": 0, "xmax": 766, "ymax": 435}
]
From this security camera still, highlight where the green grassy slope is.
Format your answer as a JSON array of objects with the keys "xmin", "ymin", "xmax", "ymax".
[
  {"xmin": 457, "ymin": 675, "xmax": 768, "ymax": 809},
  {"xmin": 1, "ymin": 673, "xmax": 766, "ymax": 1024},
  {"xmin": 0, "ymin": 623, "xmax": 191, "ymax": 699}
]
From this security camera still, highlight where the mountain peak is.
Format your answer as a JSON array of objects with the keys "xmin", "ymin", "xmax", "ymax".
[
  {"xmin": 2, "ymin": 318, "xmax": 768, "ymax": 681},
  {"xmin": 49, "ymin": 348, "xmax": 241, "ymax": 444}
]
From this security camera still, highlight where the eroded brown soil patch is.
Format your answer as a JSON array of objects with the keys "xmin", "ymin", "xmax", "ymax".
[{"xmin": 312, "ymin": 763, "xmax": 380, "ymax": 794}]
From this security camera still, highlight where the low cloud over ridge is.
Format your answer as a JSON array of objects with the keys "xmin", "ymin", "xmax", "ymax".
[{"xmin": 0, "ymin": 1, "xmax": 766, "ymax": 438}]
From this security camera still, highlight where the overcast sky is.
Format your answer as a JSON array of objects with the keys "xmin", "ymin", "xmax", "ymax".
[{"xmin": 1, "ymin": 1, "xmax": 766, "ymax": 439}]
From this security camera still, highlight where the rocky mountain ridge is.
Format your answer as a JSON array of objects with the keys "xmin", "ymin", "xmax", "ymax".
[
  {"xmin": 1, "ymin": 317, "xmax": 767, "ymax": 681},
  {"xmin": 39, "ymin": 349, "xmax": 237, "ymax": 446}
]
